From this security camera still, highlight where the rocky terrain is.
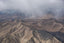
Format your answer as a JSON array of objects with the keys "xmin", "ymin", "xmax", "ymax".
[{"xmin": 0, "ymin": 18, "xmax": 64, "ymax": 43}]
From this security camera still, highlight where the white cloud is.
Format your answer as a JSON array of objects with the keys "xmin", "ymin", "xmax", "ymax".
[
  {"xmin": 0, "ymin": 0, "xmax": 64, "ymax": 18},
  {"xmin": 0, "ymin": 1, "xmax": 7, "ymax": 10}
]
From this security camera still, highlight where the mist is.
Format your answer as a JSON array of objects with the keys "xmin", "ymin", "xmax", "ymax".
[{"xmin": 0, "ymin": 0, "xmax": 64, "ymax": 18}]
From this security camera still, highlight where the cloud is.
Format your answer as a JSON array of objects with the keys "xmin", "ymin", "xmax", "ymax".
[
  {"xmin": 0, "ymin": 0, "xmax": 64, "ymax": 18},
  {"xmin": 0, "ymin": 1, "xmax": 7, "ymax": 10}
]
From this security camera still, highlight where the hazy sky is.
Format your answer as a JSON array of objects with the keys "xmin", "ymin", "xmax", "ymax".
[{"xmin": 0, "ymin": 0, "xmax": 64, "ymax": 18}]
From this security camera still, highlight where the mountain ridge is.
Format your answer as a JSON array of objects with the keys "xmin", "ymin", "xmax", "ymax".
[{"xmin": 0, "ymin": 19, "xmax": 63, "ymax": 43}]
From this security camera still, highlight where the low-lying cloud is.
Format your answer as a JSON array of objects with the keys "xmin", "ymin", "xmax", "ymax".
[{"xmin": 0, "ymin": 0, "xmax": 64, "ymax": 18}]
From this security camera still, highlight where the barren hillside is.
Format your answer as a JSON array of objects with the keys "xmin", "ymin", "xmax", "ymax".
[{"xmin": 0, "ymin": 18, "xmax": 64, "ymax": 43}]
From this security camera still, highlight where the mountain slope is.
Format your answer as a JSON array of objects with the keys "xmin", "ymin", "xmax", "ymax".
[{"xmin": 0, "ymin": 20, "xmax": 62, "ymax": 43}]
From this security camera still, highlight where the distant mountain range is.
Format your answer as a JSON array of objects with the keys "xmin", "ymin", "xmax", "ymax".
[
  {"xmin": 0, "ymin": 10, "xmax": 26, "ymax": 20},
  {"xmin": 0, "ymin": 9, "xmax": 64, "ymax": 20},
  {"xmin": 0, "ymin": 9, "xmax": 64, "ymax": 43}
]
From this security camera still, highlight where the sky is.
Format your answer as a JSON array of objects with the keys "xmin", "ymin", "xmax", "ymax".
[{"xmin": 0, "ymin": 0, "xmax": 64, "ymax": 18}]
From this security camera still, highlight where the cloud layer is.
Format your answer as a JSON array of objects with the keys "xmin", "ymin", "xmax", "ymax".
[{"xmin": 0, "ymin": 0, "xmax": 64, "ymax": 18}]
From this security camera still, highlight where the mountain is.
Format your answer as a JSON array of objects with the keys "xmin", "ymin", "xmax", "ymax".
[
  {"xmin": 0, "ymin": 19, "xmax": 63, "ymax": 43},
  {"xmin": 0, "ymin": 10, "xmax": 26, "ymax": 20},
  {"xmin": 0, "ymin": 9, "xmax": 64, "ymax": 43},
  {"xmin": 22, "ymin": 18, "xmax": 64, "ymax": 43}
]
